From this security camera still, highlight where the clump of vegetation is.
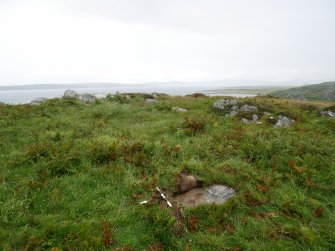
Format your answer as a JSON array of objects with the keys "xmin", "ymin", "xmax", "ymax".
[
  {"xmin": 89, "ymin": 135, "xmax": 119, "ymax": 165},
  {"xmin": 0, "ymin": 95, "xmax": 334, "ymax": 250},
  {"xmin": 178, "ymin": 116, "xmax": 207, "ymax": 135},
  {"xmin": 186, "ymin": 93, "xmax": 208, "ymax": 98},
  {"xmin": 152, "ymin": 101, "xmax": 173, "ymax": 111}
]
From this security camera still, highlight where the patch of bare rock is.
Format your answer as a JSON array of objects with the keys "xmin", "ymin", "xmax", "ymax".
[{"xmin": 174, "ymin": 173, "xmax": 235, "ymax": 208}]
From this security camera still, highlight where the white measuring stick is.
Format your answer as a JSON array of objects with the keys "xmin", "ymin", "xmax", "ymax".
[{"xmin": 156, "ymin": 187, "xmax": 173, "ymax": 208}]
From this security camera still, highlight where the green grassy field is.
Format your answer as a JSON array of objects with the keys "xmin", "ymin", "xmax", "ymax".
[{"xmin": 0, "ymin": 95, "xmax": 334, "ymax": 250}]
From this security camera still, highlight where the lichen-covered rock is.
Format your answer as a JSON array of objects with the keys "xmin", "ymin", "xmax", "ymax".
[
  {"xmin": 274, "ymin": 115, "xmax": 294, "ymax": 128},
  {"xmin": 213, "ymin": 99, "xmax": 237, "ymax": 110},
  {"xmin": 80, "ymin": 93, "xmax": 96, "ymax": 104},
  {"xmin": 174, "ymin": 184, "xmax": 235, "ymax": 207},
  {"xmin": 213, "ymin": 99, "xmax": 226, "ymax": 110},
  {"xmin": 63, "ymin": 90, "xmax": 79, "ymax": 99},
  {"xmin": 231, "ymin": 105, "xmax": 239, "ymax": 111},
  {"xmin": 240, "ymin": 104, "xmax": 258, "ymax": 112},
  {"xmin": 252, "ymin": 114, "xmax": 259, "ymax": 121}
]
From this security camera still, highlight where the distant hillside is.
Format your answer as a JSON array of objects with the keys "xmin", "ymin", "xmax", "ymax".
[{"xmin": 270, "ymin": 82, "xmax": 335, "ymax": 101}]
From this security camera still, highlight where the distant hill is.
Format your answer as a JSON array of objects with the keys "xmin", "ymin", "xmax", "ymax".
[{"xmin": 270, "ymin": 82, "xmax": 335, "ymax": 101}]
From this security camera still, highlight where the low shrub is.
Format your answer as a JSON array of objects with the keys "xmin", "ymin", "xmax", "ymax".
[
  {"xmin": 89, "ymin": 136, "xmax": 119, "ymax": 165},
  {"xmin": 179, "ymin": 116, "xmax": 206, "ymax": 135}
]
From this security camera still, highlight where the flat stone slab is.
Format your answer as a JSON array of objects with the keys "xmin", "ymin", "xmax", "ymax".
[{"xmin": 173, "ymin": 184, "xmax": 235, "ymax": 207}]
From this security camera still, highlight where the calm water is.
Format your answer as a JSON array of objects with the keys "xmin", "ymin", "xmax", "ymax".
[{"xmin": 0, "ymin": 85, "xmax": 256, "ymax": 104}]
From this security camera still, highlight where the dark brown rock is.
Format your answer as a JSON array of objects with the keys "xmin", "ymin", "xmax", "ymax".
[{"xmin": 178, "ymin": 173, "xmax": 197, "ymax": 193}]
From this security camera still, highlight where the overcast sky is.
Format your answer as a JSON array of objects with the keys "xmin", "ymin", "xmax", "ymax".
[{"xmin": 0, "ymin": 0, "xmax": 334, "ymax": 86}]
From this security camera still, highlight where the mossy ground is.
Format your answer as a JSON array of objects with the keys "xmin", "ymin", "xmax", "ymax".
[{"xmin": 0, "ymin": 95, "xmax": 334, "ymax": 250}]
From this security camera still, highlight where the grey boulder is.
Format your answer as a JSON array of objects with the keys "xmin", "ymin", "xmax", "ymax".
[
  {"xmin": 274, "ymin": 115, "xmax": 294, "ymax": 128},
  {"xmin": 80, "ymin": 93, "xmax": 96, "ymax": 104},
  {"xmin": 63, "ymin": 90, "xmax": 79, "ymax": 98}
]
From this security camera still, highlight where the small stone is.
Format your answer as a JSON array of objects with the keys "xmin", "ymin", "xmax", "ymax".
[
  {"xmin": 172, "ymin": 107, "xmax": 188, "ymax": 112},
  {"xmin": 252, "ymin": 114, "xmax": 259, "ymax": 121}
]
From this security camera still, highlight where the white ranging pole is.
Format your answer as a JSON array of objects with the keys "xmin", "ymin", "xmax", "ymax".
[{"xmin": 156, "ymin": 187, "xmax": 173, "ymax": 208}]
